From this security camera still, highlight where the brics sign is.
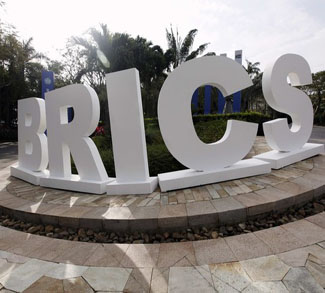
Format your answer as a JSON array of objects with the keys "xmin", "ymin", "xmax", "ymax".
[{"xmin": 11, "ymin": 54, "xmax": 324, "ymax": 195}]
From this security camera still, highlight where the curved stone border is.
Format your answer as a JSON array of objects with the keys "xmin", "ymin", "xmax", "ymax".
[
  {"xmin": 0, "ymin": 155, "xmax": 324, "ymax": 232},
  {"xmin": 0, "ymin": 212, "xmax": 324, "ymax": 269}
]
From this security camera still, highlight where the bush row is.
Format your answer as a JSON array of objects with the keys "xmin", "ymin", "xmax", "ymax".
[
  {"xmin": 0, "ymin": 127, "xmax": 17, "ymax": 142},
  {"xmin": 93, "ymin": 112, "xmax": 272, "ymax": 176},
  {"xmin": 145, "ymin": 112, "xmax": 271, "ymax": 136},
  {"xmin": 314, "ymin": 113, "xmax": 325, "ymax": 126}
]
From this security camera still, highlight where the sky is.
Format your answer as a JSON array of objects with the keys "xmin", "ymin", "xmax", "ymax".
[{"xmin": 1, "ymin": 0, "xmax": 324, "ymax": 73}]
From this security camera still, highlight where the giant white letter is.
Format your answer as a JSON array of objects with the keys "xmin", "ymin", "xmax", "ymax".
[
  {"xmin": 105, "ymin": 69, "xmax": 157, "ymax": 194},
  {"xmin": 157, "ymin": 56, "xmax": 271, "ymax": 192},
  {"xmin": 262, "ymin": 54, "xmax": 313, "ymax": 151},
  {"xmin": 254, "ymin": 54, "xmax": 324, "ymax": 169},
  {"xmin": 158, "ymin": 56, "xmax": 255, "ymax": 171},
  {"xmin": 39, "ymin": 84, "xmax": 110, "ymax": 193},
  {"xmin": 11, "ymin": 98, "xmax": 48, "ymax": 185}
]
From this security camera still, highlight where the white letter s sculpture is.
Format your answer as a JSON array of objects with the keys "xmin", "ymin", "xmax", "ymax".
[
  {"xmin": 262, "ymin": 54, "xmax": 313, "ymax": 151},
  {"xmin": 254, "ymin": 54, "xmax": 323, "ymax": 169}
]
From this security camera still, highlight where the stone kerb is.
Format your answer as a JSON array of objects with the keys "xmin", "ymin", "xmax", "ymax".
[
  {"xmin": 0, "ymin": 154, "xmax": 324, "ymax": 233},
  {"xmin": 0, "ymin": 212, "xmax": 324, "ymax": 268}
]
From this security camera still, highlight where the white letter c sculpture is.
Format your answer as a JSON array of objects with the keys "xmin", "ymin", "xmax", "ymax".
[{"xmin": 158, "ymin": 56, "xmax": 256, "ymax": 171}]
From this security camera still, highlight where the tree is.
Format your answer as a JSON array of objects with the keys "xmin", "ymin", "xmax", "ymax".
[
  {"xmin": 0, "ymin": 24, "xmax": 45, "ymax": 126},
  {"xmin": 241, "ymin": 59, "xmax": 263, "ymax": 112},
  {"xmin": 245, "ymin": 59, "xmax": 261, "ymax": 79},
  {"xmin": 71, "ymin": 24, "xmax": 169, "ymax": 118},
  {"xmin": 308, "ymin": 71, "xmax": 325, "ymax": 114},
  {"xmin": 165, "ymin": 26, "xmax": 213, "ymax": 70},
  {"xmin": 301, "ymin": 71, "xmax": 325, "ymax": 124}
]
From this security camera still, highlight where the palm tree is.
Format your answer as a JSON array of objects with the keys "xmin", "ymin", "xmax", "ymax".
[
  {"xmin": 240, "ymin": 59, "xmax": 263, "ymax": 112},
  {"xmin": 71, "ymin": 24, "xmax": 170, "ymax": 118},
  {"xmin": 165, "ymin": 26, "xmax": 213, "ymax": 70},
  {"xmin": 245, "ymin": 59, "xmax": 261, "ymax": 79}
]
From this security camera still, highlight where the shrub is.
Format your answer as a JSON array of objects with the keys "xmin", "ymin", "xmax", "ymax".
[
  {"xmin": 0, "ymin": 127, "xmax": 17, "ymax": 142},
  {"xmin": 314, "ymin": 113, "xmax": 325, "ymax": 126},
  {"xmin": 89, "ymin": 112, "xmax": 271, "ymax": 176},
  {"xmin": 92, "ymin": 135, "xmax": 112, "ymax": 151},
  {"xmin": 147, "ymin": 144, "xmax": 185, "ymax": 176}
]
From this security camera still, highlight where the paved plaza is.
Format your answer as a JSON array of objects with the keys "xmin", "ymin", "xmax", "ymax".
[
  {"xmin": 0, "ymin": 219, "xmax": 324, "ymax": 292},
  {"xmin": 0, "ymin": 130, "xmax": 324, "ymax": 292}
]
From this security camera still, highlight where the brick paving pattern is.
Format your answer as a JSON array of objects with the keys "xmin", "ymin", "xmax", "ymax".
[
  {"xmin": 5, "ymin": 137, "xmax": 314, "ymax": 208},
  {"xmin": 0, "ymin": 137, "xmax": 324, "ymax": 292},
  {"xmin": 0, "ymin": 214, "xmax": 324, "ymax": 292}
]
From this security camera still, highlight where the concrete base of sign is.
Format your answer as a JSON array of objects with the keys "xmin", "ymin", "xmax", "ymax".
[
  {"xmin": 158, "ymin": 159, "xmax": 271, "ymax": 192},
  {"xmin": 106, "ymin": 177, "xmax": 158, "ymax": 195},
  {"xmin": 254, "ymin": 143, "xmax": 324, "ymax": 169},
  {"xmin": 10, "ymin": 164, "xmax": 48, "ymax": 185},
  {"xmin": 40, "ymin": 175, "xmax": 112, "ymax": 194}
]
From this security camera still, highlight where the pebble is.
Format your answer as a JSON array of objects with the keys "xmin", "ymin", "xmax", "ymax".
[
  {"xmin": 133, "ymin": 240, "xmax": 144, "ymax": 244},
  {"xmin": 211, "ymin": 231, "xmax": 218, "ymax": 239},
  {"xmin": 27, "ymin": 225, "xmax": 41, "ymax": 234},
  {"xmin": 238, "ymin": 223, "xmax": 246, "ymax": 230},
  {"xmin": 172, "ymin": 232, "xmax": 183, "ymax": 239},
  {"xmin": 78, "ymin": 228, "xmax": 86, "ymax": 238},
  {"xmin": 144, "ymin": 234, "xmax": 150, "ymax": 243},
  {"xmin": 60, "ymin": 231, "xmax": 69, "ymax": 238},
  {"xmin": 313, "ymin": 202, "xmax": 324, "ymax": 213},
  {"xmin": 187, "ymin": 232, "xmax": 195, "ymax": 241},
  {"xmin": 86, "ymin": 229, "xmax": 94, "ymax": 236},
  {"xmin": 45, "ymin": 225, "xmax": 54, "ymax": 233},
  {"xmin": 163, "ymin": 232, "xmax": 169, "ymax": 239}
]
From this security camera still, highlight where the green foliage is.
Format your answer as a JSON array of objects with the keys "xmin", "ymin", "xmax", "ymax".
[
  {"xmin": 165, "ymin": 26, "xmax": 213, "ymax": 70},
  {"xmin": 0, "ymin": 24, "xmax": 47, "ymax": 127},
  {"xmin": 99, "ymin": 149, "xmax": 115, "ymax": 177},
  {"xmin": 71, "ymin": 24, "xmax": 169, "ymax": 118},
  {"xmin": 314, "ymin": 112, "xmax": 325, "ymax": 126},
  {"xmin": 147, "ymin": 144, "xmax": 185, "ymax": 175},
  {"xmin": 302, "ymin": 70, "xmax": 325, "ymax": 125},
  {"xmin": 90, "ymin": 112, "xmax": 271, "ymax": 177},
  {"xmin": 0, "ymin": 127, "xmax": 17, "ymax": 141},
  {"xmin": 92, "ymin": 135, "xmax": 112, "ymax": 151},
  {"xmin": 194, "ymin": 119, "xmax": 227, "ymax": 143}
]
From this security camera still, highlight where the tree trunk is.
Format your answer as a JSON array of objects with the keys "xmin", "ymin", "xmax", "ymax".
[{"xmin": 223, "ymin": 96, "xmax": 233, "ymax": 114}]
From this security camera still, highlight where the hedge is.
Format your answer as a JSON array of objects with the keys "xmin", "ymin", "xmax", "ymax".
[
  {"xmin": 92, "ymin": 112, "xmax": 271, "ymax": 176},
  {"xmin": 0, "ymin": 127, "xmax": 17, "ymax": 142}
]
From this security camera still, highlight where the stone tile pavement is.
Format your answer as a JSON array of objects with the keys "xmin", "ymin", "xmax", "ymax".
[
  {"xmin": 0, "ymin": 213, "xmax": 324, "ymax": 292},
  {"xmin": 0, "ymin": 137, "xmax": 325, "ymax": 291},
  {"xmin": 1, "ymin": 137, "xmax": 324, "ymax": 233},
  {"xmin": 4, "ymin": 137, "xmax": 315, "ymax": 208}
]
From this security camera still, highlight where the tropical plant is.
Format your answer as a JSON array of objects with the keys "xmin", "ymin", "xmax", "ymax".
[
  {"xmin": 71, "ymin": 24, "xmax": 170, "ymax": 118},
  {"xmin": 241, "ymin": 59, "xmax": 263, "ymax": 112},
  {"xmin": 165, "ymin": 26, "xmax": 214, "ymax": 70},
  {"xmin": 0, "ymin": 24, "xmax": 46, "ymax": 127},
  {"xmin": 245, "ymin": 59, "xmax": 261, "ymax": 79}
]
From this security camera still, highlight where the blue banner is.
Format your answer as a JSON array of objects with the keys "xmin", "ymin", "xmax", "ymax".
[
  {"xmin": 233, "ymin": 92, "xmax": 241, "ymax": 113},
  {"xmin": 192, "ymin": 89, "xmax": 199, "ymax": 114},
  {"xmin": 204, "ymin": 86, "xmax": 212, "ymax": 114},
  {"xmin": 218, "ymin": 90, "xmax": 225, "ymax": 114},
  {"xmin": 41, "ymin": 70, "xmax": 54, "ymax": 99}
]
